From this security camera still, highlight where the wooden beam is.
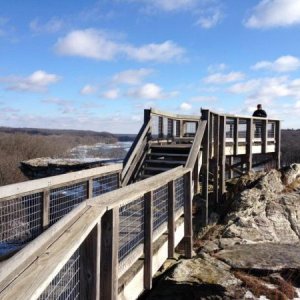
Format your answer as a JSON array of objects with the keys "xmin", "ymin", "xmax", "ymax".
[
  {"xmin": 144, "ymin": 191, "xmax": 153, "ymax": 289},
  {"xmin": 228, "ymin": 156, "xmax": 234, "ymax": 179},
  {"xmin": 42, "ymin": 189, "xmax": 50, "ymax": 230},
  {"xmin": 184, "ymin": 171, "xmax": 193, "ymax": 258},
  {"xmin": 80, "ymin": 221, "xmax": 101, "ymax": 300},
  {"xmin": 168, "ymin": 181, "xmax": 175, "ymax": 258},
  {"xmin": 100, "ymin": 208, "xmax": 119, "ymax": 300},
  {"xmin": 219, "ymin": 116, "xmax": 226, "ymax": 199},
  {"xmin": 0, "ymin": 164, "xmax": 122, "ymax": 202},
  {"xmin": 262, "ymin": 119, "xmax": 268, "ymax": 154},
  {"xmin": 246, "ymin": 118, "xmax": 253, "ymax": 171},
  {"xmin": 275, "ymin": 120, "xmax": 281, "ymax": 169},
  {"xmin": 201, "ymin": 110, "xmax": 210, "ymax": 225},
  {"xmin": 213, "ymin": 114, "xmax": 219, "ymax": 205},
  {"xmin": 234, "ymin": 118, "xmax": 239, "ymax": 156}
]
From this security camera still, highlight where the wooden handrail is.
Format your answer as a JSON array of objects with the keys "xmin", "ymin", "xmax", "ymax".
[
  {"xmin": 0, "ymin": 164, "xmax": 122, "ymax": 201},
  {"xmin": 150, "ymin": 108, "xmax": 199, "ymax": 120},
  {"xmin": 121, "ymin": 122, "xmax": 151, "ymax": 185},
  {"xmin": 0, "ymin": 166, "xmax": 192, "ymax": 300},
  {"xmin": 185, "ymin": 120, "xmax": 207, "ymax": 169}
]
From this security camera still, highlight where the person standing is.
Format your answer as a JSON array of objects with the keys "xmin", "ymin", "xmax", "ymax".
[{"xmin": 253, "ymin": 104, "xmax": 267, "ymax": 118}]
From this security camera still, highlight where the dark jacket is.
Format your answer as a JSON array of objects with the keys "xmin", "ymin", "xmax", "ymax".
[{"xmin": 253, "ymin": 109, "xmax": 267, "ymax": 118}]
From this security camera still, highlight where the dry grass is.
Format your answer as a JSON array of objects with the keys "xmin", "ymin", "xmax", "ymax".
[
  {"xmin": 234, "ymin": 271, "xmax": 294, "ymax": 300},
  {"xmin": 282, "ymin": 178, "xmax": 300, "ymax": 193}
]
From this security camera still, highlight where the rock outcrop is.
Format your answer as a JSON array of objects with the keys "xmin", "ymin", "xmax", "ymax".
[{"xmin": 141, "ymin": 164, "xmax": 300, "ymax": 300}]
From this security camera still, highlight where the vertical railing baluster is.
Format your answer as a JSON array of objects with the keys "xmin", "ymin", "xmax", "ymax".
[
  {"xmin": 144, "ymin": 190, "xmax": 153, "ymax": 290},
  {"xmin": 100, "ymin": 208, "xmax": 119, "ymax": 300},
  {"xmin": 87, "ymin": 178, "xmax": 93, "ymax": 198},
  {"xmin": 80, "ymin": 221, "xmax": 101, "ymax": 300},
  {"xmin": 234, "ymin": 118, "xmax": 239, "ymax": 156},
  {"xmin": 168, "ymin": 180, "xmax": 175, "ymax": 258},
  {"xmin": 219, "ymin": 116, "xmax": 226, "ymax": 200},
  {"xmin": 184, "ymin": 171, "xmax": 193, "ymax": 258},
  {"xmin": 246, "ymin": 118, "xmax": 253, "ymax": 171},
  {"xmin": 262, "ymin": 119, "xmax": 268, "ymax": 154},
  {"xmin": 275, "ymin": 121, "xmax": 281, "ymax": 168},
  {"xmin": 42, "ymin": 189, "xmax": 50, "ymax": 230}
]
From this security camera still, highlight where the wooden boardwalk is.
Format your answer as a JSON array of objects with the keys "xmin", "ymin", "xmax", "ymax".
[{"xmin": 0, "ymin": 108, "xmax": 281, "ymax": 300}]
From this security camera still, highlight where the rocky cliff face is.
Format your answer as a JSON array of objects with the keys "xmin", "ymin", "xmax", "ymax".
[{"xmin": 142, "ymin": 164, "xmax": 300, "ymax": 300}]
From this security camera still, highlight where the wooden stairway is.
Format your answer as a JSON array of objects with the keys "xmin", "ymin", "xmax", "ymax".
[
  {"xmin": 137, "ymin": 143, "xmax": 192, "ymax": 180},
  {"xmin": 121, "ymin": 109, "xmax": 207, "ymax": 186}
]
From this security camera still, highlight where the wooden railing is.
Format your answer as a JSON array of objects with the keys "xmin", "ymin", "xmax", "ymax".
[
  {"xmin": 0, "ymin": 164, "xmax": 122, "ymax": 259},
  {"xmin": 200, "ymin": 109, "xmax": 281, "ymax": 212},
  {"xmin": 0, "ymin": 166, "xmax": 193, "ymax": 300},
  {"xmin": 122, "ymin": 109, "xmax": 201, "ymax": 186}
]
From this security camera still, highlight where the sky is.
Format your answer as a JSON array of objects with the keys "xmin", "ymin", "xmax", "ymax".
[{"xmin": 1, "ymin": 0, "xmax": 300, "ymax": 133}]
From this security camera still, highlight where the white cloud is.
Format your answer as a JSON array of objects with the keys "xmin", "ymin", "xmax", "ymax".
[
  {"xmin": 245, "ymin": 0, "xmax": 300, "ymax": 29},
  {"xmin": 30, "ymin": 17, "xmax": 64, "ymax": 34},
  {"xmin": 252, "ymin": 55, "xmax": 300, "ymax": 72},
  {"xmin": 0, "ymin": 70, "xmax": 61, "ymax": 92},
  {"xmin": 128, "ymin": 83, "xmax": 176, "ymax": 100},
  {"xmin": 112, "ymin": 68, "xmax": 153, "ymax": 85},
  {"xmin": 124, "ymin": 41, "xmax": 184, "ymax": 62},
  {"xmin": 203, "ymin": 72, "xmax": 245, "ymax": 84},
  {"xmin": 42, "ymin": 97, "xmax": 76, "ymax": 114},
  {"xmin": 179, "ymin": 102, "xmax": 192, "ymax": 111},
  {"xmin": 102, "ymin": 89, "xmax": 120, "ymax": 100},
  {"xmin": 150, "ymin": 0, "xmax": 197, "ymax": 12},
  {"xmin": 190, "ymin": 95, "xmax": 218, "ymax": 102},
  {"xmin": 228, "ymin": 76, "xmax": 300, "ymax": 107},
  {"xmin": 55, "ymin": 29, "xmax": 185, "ymax": 62},
  {"xmin": 196, "ymin": 8, "xmax": 223, "ymax": 29},
  {"xmin": 80, "ymin": 84, "xmax": 97, "ymax": 95},
  {"xmin": 207, "ymin": 63, "xmax": 227, "ymax": 73}
]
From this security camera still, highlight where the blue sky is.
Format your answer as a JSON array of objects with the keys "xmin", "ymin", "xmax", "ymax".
[{"xmin": 1, "ymin": 0, "xmax": 300, "ymax": 133}]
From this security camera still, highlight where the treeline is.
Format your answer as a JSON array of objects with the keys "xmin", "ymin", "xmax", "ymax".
[
  {"xmin": 281, "ymin": 129, "xmax": 300, "ymax": 167},
  {"xmin": 0, "ymin": 129, "xmax": 118, "ymax": 186}
]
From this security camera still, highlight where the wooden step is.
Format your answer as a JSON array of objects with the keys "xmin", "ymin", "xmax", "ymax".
[
  {"xmin": 150, "ymin": 144, "xmax": 192, "ymax": 149},
  {"xmin": 147, "ymin": 152, "xmax": 189, "ymax": 158},
  {"xmin": 144, "ymin": 159, "xmax": 186, "ymax": 165},
  {"xmin": 143, "ymin": 166, "xmax": 172, "ymax": 172}
]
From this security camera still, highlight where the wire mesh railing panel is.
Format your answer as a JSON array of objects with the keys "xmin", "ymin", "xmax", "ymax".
[
  {"xmin": 153, "ymin": 185, "xmax": 168, "ymax": 231},
  {"xmin": 238, "ymin": 119, "xmax": 247, "ymax": 139},
  {"xmin": 50, "ymin": 183, "xmax": 87, "ymax": 225},
  {"xmin": 151, "ymin": 115, "xmax": 159, "ymax": 139},
  {"xmin": 253, "ymin": 120, "xmax": 263, "ymax": 140},
  {"xmin": 92, "ymin": 173, "xmax": 119, "ymax": 197},
  {"xmin": 175, "ymin": 177, "xmax": 184, "ymax": 212},
  {"xmin": 268, "ymin": 122, "xmax": 275, "ymax": 139},
  {"xmin": 185, "ymin": 122, "xmax": 196, "ymax": 137},
  {"xmin": 118, "ymin": 196, "xmax": 144, "ymax": 262},
  {"xmin": 38, "ymin": 249, "xmax": 80, "ymax": 300},
  {"xmin": 0, "ymin": 193, "xmax": 42, "ymax": 246},
  {"xmin": 226, "ymin": 119, "xmax": 234, "ymax": 139}
]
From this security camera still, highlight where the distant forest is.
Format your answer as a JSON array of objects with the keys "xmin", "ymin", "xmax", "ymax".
[
  {"xmin": 0, "ymin": 127, "xmax": 119, "ymax": 186},
  {"xmin": 0, "ymin": 127, "xmax": 298, "ymax": 186}
]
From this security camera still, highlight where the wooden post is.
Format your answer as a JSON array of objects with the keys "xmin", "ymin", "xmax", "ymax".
[
  {"xmin": 246, "ymin": 118, "xmax": 253, "ymax": 171},
  {"xmin": 144, "ymin": 191, "xmax": 153, "ymax": 289},
  {"xmin": 193, "ymin": 153, "xmax": 200, "ymax": 194},
  {"xmin": 144, "ymin": 109, "xmax": 151, "ymax": 123},
  {"xmin": 201, "ymin": 109, "xmax": 210, "ymax": 225},
  {"xmin": 228, "ymin": 156, "xmax": 234, "ymax": 179},
  {"xmin": 184, "ymin": 171, "xmax": 193, "ymax": 258},
  {"xmin": 262, "ymin": 119, "xmax": 268, "ymax": 154},
  {"xmin": 100, "ymin": 208, "xmax": 119, "ymax": 300},
  {"xmin": 80, "ymin": 221, "xmax": 101, "ymax": 300},
  {"xmin": 234, "ymin": 118, "xmax": 239, "ymax": 156},
  {"xmin": 158, "ymin": 116, "xmax": 163, "ymax": 138},
  {"xmin": 168, "ymin": 181, "xmax": 175, "ymax": 258},
  {"xmin": 213, "ymin": 114, "xmax": 220, "ymax": 205},
  {"xmin": 275, "ymin": 121, "xmax": 281, "ymax": 169},
  {"xmin": 219, "ymin": 116, "xmax": 226, "ymax": 200},
  {"xmin": 87, "ymin": 178, "xmax": 93, "ymax": 199},
  {"xmin": 42, "ymin": 189, "xmax": 50, "ymax": 230}
]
